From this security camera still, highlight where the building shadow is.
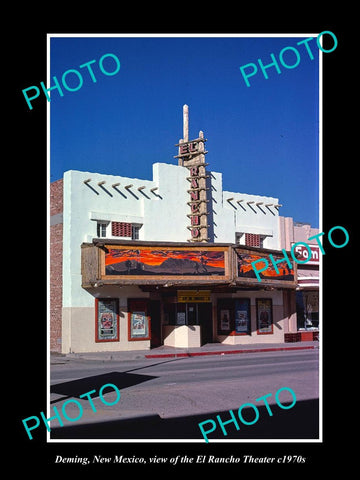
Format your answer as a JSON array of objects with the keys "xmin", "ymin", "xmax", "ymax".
[
  {"xmin": 50, "ymin": 398, "xmax": 319, "ymax": 440},
  {"xmin": 50, "ymin": 371, "xmax": 157, "ymax": 403}
]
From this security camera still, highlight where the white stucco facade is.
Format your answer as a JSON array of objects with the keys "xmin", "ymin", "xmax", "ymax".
[
  {"xmin": 62, "ymin": 162, "xmax": 281, "ymax": 310},
  {"xmin": 52, "ymin": 159, "xmax": 294, "ymax": 354}
]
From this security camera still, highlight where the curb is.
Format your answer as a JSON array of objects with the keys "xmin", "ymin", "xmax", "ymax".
[
  {"xmin": 59, "ymin": 342, "xmax": 318, "ymax": 362},
  {"xmin": 145, "ymin": 345, "xmax": 316, "ymax": 359}
]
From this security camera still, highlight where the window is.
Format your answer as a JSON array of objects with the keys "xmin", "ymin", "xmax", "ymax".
[
  {"xmin": 245, "ymin": 233, "xmax": 261, "ymax": 247},
  {"xmin": 97, "ymin": 222, "xmax": 108, "ymax": 238},
  {"xmin": 296, "ymin": 291, "xmax": 319, "ymax": 330},
  {"xmin": 237, "ymin": 233, "xmax": 266, "ymax": 248},
  {"xmin": 132, "ymin": 225, "xmax": 141, "ymax": 240},
  {"xmin": 95, "ymin": 221, "xmax": 142, "ymax": 239},
  {"xmin": 112, "ymin": 221, "xmax": 132, "ymax": 237},
  {"xmin": 235, "ymin": 232, "xmax": 243, "ymax": 244},
  {"xmin": 111, "ymin": 222, "xmax": 142, "ymax": 239}
]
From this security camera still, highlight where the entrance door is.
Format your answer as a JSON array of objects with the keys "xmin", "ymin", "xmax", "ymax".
[
  {"xmin": 198, "ymin": 303, "xmax": 213, "ymax": 345},
  {"xmin": 187, "ymin": 303, "xmax": 197, "ymax": 325},
  {"xmin": 149, "ymin": 300, "xmax": 161, "ymax": 348}
]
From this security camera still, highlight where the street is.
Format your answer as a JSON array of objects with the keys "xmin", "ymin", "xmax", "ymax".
[{"xmin": 50, "ymin": 349, "xmax": 319, "ymax": 440}]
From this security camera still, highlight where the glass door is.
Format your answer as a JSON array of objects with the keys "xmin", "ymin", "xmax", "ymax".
[{"xmin": 187, "ymin": 303, "xmax": 198, "ymax": 325}]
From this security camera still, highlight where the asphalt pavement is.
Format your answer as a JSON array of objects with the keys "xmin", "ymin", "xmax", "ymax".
[{"xmin": 49, "ymin": 345, "xmax": 320, "ymax": 441}]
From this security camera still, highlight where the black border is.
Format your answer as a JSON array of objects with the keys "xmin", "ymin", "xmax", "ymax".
[{"xmin": 13, "ymin": 12, "xmax": 353, "ymax": 472}]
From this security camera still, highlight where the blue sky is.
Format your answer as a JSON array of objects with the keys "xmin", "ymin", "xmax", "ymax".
[{"xmin": 50, "ymin": 35, "xmax": 320, "ymax": 227}]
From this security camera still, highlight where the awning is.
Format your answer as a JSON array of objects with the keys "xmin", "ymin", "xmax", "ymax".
[
  {"xmin": 297, "ymin": 268, "xmax": 319, "ymax": 289},
  {"xmin": 82, "ymin": 240, "xmax": 298, "ymax": 290}
]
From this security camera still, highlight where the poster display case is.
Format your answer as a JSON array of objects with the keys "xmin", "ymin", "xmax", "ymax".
[
  {"xmin": 95, "ymin": 298, "xmax": 119, "ymax": 342},
  {"xmin": 128, "ymin": 299, "xmax": 151, "ymax": 341},
  {"xmin": 256, "ymin": 298, "xmax": 273, "ymax": 334}
]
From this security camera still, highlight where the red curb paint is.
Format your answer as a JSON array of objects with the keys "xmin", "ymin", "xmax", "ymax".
[{"xmin": 145, "ymin": 345, "xmax": 315, "ymax": 359}]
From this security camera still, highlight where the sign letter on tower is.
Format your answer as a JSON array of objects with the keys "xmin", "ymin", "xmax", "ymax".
[{"xmin": 175, "ymin": 105, "xmax": 209, "ymax": 242}]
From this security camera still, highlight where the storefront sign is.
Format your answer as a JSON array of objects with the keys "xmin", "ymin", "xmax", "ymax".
[
  {"xmin": 179, "ymin": 142, "xmax": 199, "ymax": 155},
  {"xmin": 188, "ymin": 165, "xmax": 202, "ymax": 239},
  {"xmin": 251, "ymin": 226, "xmax": 349, "ymax": 282},
  {"xmin": 291, "ymin": 243, "xmax": 319, "ymax": 264},
  {"xmin": 186, "ymin": 162, "xmax": 209, "ymax": 241},
  {"xmin": 178, "ymin": 290, "xmax": 211, "ymax": 303},
  {"xmin": 175, "ymin": 127, "xmax": 209, "ymax": 242}
]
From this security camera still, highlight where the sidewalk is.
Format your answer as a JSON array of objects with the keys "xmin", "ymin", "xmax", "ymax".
[{"xmin": 61, "ymin": 340, "xmax": 318, "ymax": 362}]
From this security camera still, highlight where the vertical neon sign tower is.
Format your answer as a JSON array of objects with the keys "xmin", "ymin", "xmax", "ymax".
[{"xmin": 175, "ymin": 105, "xmax": 209, "ymax": 242}]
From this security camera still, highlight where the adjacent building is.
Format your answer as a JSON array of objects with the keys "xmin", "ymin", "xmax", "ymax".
[
  {"xmin": 279, "ymin": 217, "xmax": 320, "ymax": 341},
  {"xmin": 50, "ymin": 105, "xmax": 317, "ymax": 354}
]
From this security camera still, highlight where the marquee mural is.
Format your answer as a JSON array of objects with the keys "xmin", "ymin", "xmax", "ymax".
[
  {"xmin": 235, "ymin": 247, "xmax": 295, "ymax": 283},
  {"xmin": 104, "ymin": 246, "xmax": 226, "ymax": 277}
]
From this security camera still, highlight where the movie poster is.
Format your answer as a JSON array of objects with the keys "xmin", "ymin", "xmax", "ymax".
[
  {"xmin": 256, "ymin": 299, "xmax": 273, "ymax": 334},
  {"xmin": 220, "ymin": 309, "xmax": 230, "ymax": 330},
  {"xmin": 96, "ymin": 298, "xmax": 118, "ymax": 341},
  {"xmin": 131, "ymin": 311, "xmax": 147, "ymax": 336},
  {"xmin": 235, "ymin": 299, "xmax": 250, "ymax": 334}
]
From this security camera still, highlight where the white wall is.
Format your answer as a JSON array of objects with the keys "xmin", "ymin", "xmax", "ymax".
[
  {"xmin": 144, "ymin": 163, "xmax": 189, "ymax": 241},
  {"xmin": 62, "ymin": 162, "xmax": 282, "ymax": 308},
  {"xmin": 220, "ymin": 190, "xmax": 280, "ymax": 249}
]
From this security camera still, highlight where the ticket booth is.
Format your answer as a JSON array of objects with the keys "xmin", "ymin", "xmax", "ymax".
[{"xmin": 162, "ymin": 290, "xmax": 213, "ymax": 348}]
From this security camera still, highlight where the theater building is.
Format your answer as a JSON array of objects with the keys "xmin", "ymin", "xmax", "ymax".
[{"xmin": 50, "ymin": 105, "xmax": 299, "ymax": 354}]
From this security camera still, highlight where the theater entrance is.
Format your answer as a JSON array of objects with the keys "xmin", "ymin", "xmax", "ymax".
[{"xmin": 163, "ymin": 300, "xmax": 213, "ymax": 346}]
